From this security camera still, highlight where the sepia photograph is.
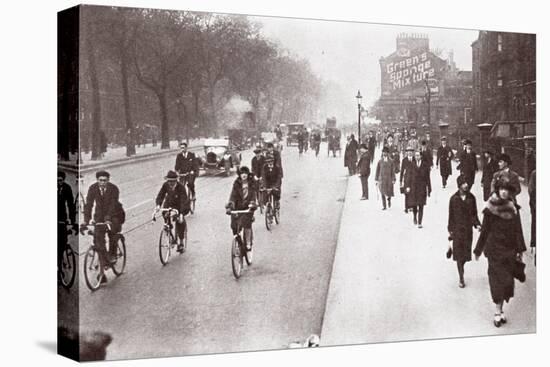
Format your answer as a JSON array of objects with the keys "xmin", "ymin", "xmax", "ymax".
[{"xmin": 54, "ymin": 2, "xmax": 538, "ymax": 362}]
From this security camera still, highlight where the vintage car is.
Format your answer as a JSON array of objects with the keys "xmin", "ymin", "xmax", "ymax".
[
  {"xmin": 286, "ymin": 122, "xmax": 305, "ymax": 146},
  {"xmin": 227, "ymin": 128, "xmax": 248, "ymax": 151},
  {"xmin": 260, "ymin": 132, "xmax": 283, "ymax": 152},
  {"xmin": 200, "ymin": 138, "xmax": 241, "ymax": 176}
]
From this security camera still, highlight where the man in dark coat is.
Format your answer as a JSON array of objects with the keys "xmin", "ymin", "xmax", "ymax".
[
  {"xmin": 457, "ymin": 139, "xmax": 478, "ymax": 188},
  {"xmin": 82, "ymin": 170, "xmax": 125, "ymax": 282},
  {"xmin": 481, "ymin": 150, "xmax": 499, "ymax": 201},
  {"xmin": 155, "ymin": 170, "xmax": 191, "ymax": 252},
  {"xmin": 448, "ymin": 175, "xmax": 481, "ymax": 288},
  {"xmin": 344, "ymin": 134, "xmax": 359, "ymax": 175},
  {"xmin": 404, "ymin": 150, "xmax": 431, "ymax": 228},
  {"xmin": 420, "ymin": 140, "xmax": 433, "ymax": 168},
  {"xmin": 367, "ymin": 131, "xmax": 377, "ymax": 163},
  {"xmin": 357, "ymin": 144, "xmax": 371, "ymax": 200},
  {"xmin": 436, "ymin": 137, "xmax": 453, "ymax": 188},
  {"xmin": 58, "ymin": 171, "xmax": 77, "ymax": 272},
  {"xmin": 375, "ymin": 146, "xmax": 396, "ymax": 210},
  {"xmin": 400, "ymin": 146, "xmax": 415, "ymax": 213},
  {"xmin": 175, "ymin": 142, "xmax": 200, "ymax": 198}
]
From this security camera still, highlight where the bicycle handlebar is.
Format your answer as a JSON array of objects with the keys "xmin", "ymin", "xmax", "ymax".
[
  {"xmin": 229, "ymin": 209, "xmax": 253, "ymax": 214},
  {"xmin": 152, "ymin": 208, "xmax": 179, "ymax": 221}
]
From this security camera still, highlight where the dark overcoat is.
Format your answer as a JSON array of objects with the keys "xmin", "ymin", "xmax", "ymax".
[
  {"xmin": 175, "ymin": 151, "xmax": 199, "ymax": 174},
  {"xmin": 404, "ymin": 159, "xmax": 431, "ymax": 207},
  {"xmin": 457, "ymin": 150, "xmax": 478, "ymax": 180},
  {"xmin": 399, "ymin": 156, "xmax": 414, "ymax": 186},
  {"xmin": 357, "ymin": 152, "xmax": 371, "ymax": 177},
  {"xmin": 436, "ymin": 145, "xmax": 453, "ymax": 177},
  {"xmin": 375, "ymin": 158, "xmax": 395, "ymax": 197},
  {"xmin": 344, "ymin": 139, "xmax": 359, "ymax": 168},
  {"xmin": 448, "ymin": 191, "xmax": 481, "ymax": 262}
]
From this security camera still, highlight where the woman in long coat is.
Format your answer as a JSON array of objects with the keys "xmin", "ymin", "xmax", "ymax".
[
  {"xmin": 448, "ymin": 175, "xmax": 481, "ymax": 288},
  {"xmin": 375, "ymin": 146, "xmax": 396, "ymax": 210},
  {"xmin": 404, "ymin": 150, "xmax": 431, "ymax": 228},
  {"xmin": 344, "ymin": 134, "xmax": 359, "ymax": 175},
  {"xmin": 473, "ymin": 180, "xmax": 527, "ymax": 327}
]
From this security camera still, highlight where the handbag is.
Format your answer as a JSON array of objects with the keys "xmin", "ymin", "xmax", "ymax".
[{"xmin": 511, "ymin": 259, "xmax": 526, "ymax": 283}]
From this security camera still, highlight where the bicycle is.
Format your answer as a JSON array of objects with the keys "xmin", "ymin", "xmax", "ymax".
[
  {"xmin": 178, "ymin": 172, "xmax": 196, "ymax": 214},
  {"xmin": 82, "ymin": 222, "xmax": 127, "ymax": 291},
  {"xmin": 260, "ymin": 188, "xmax": 280, "ymax": 231},
  {"xmin": 254, "ymin": 177, "xmax": 264, "ymax": 214},
  {"xmin": 152, "ymin": 208, "xmax": 187, "ymax": 265},
  {"xmin": 58, "ymin": 222, "xmax": 77, "ymax": 289},
  {"xmin": 228, "ymin": 208, "xmax": 254, "ymax": 279}
]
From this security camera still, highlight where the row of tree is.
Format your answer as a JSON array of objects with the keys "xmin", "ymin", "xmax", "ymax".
[{"xmin": 77, "ymin": 6, "xmax": 323, "ymax": 158}]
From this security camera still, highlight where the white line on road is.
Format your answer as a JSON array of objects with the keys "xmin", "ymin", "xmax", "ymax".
[{"xmin": 127, "ymin": 198, "xmax": 153, "ymax": 211}]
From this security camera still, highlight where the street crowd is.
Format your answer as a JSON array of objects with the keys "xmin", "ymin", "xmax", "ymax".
[{"xmin": 343, "ymin": 126, "xmax": 536, "ymax": 328}]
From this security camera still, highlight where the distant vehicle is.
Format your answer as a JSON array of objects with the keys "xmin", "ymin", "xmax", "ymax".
[
  {"xmin": 227, "ymin": 129, "xmax": 248, "ymax": 150},
  {"xmin": 286, "ymin": 123, "xmax": 305, "ymax": 146},
  {"xmin": 200, "ymin": 138, "xmax": 241, "ymax": 176}
]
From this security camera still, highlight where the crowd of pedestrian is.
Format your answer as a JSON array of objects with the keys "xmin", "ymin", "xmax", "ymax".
[{"xmin": 342, "ymin": 125, "xmax": 535, "ymax": 328}]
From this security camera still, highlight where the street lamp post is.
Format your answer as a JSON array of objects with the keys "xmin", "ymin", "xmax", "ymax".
[{"xmin": 356, "ymin": 90, "xmax": 362, "ymax": 143}]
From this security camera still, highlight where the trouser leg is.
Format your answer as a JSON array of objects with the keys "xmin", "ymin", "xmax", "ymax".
[
  {"xmin": 107, "ymin": 219, "xmax": 122, "ymax": 258},
  {"xmin": 412, "ymin": 206, "xmax": 418, "ymax": 222},
  {"xmin": 382, "ymin": 194, "xmax": 387, "ymax": 208},
  {"xmin": 94, "ymin": 225, "xmax": 109, "ymax": 267},
  {"xmin": 418, "ymin": 205, "xmax": 424, "ymax": 224},
  {"xmin": 457, "ymin": 261, "xmax": 465, "ymax": 281},
  {"xmin": 175, "ymin": 218, "xmax": 186, "ymax": 243}
]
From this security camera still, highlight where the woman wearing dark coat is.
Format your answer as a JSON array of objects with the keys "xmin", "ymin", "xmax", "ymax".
[
  {"xmin": 344, "ymin": 135, "xmax": 359, "ymax": 175},
  {"xmin": 473, "ymin": 181, "xmax": 527, "ymax": 327},
  {"xmin": 448, "ymin": 175, "xmax": 481, "ymax": 288},
  {"xmin": 404, "ymin": 150, "xmax": 431, "ymax": 228}
]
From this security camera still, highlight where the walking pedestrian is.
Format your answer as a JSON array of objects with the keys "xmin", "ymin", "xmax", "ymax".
[
  {"xmin": 481, "ymin": 150, "xmax": 499, "ymax": 201},
  {"xmin": 473, "ymin": 180, "xmax": 527, "ymax": 327},
  {"xmin": 447, "ymin": 175, "xmax": 481, "ymax": 288},
  {"xmin": 367, "ymin": 131, "xmax": 377, "ymax": 163},
  {"xmin": 457, "ymin": 139, "xmax": 477, "ymax": 188},
  {"xmin": 400, "ymin": 146, "xmax": 415, "ymax": 213},
  {"xmin": 491, "ymin": 153, "xmax": 521, "ymax": 200},
  {"xmin": 375, "ymin": 146, "xmax": 396, "ymax": 210},
  {"xmin": 344, "ymin": 134, "xmax": 359, "ymax": 175},
  {"xmin": 385, "ymin": 134, "xmax": 400, "ymax": 174},
  {"xmin": 420, "ymin": 140, "xmax": 433, "ymax": 168},
  {"xmin": 404, "ymin": 150, "xmax": 431, "ymax": 228},
  {"xmin": 357, "ymin": 144, "xmax": 371, "ymax": 200},
  {"xmin": 436, "ymin": 137, "xmax": 453, "ymax": 188},
  {"xmin": 528, "ymin": 169, "xmax": 536, "ymax": 264}
]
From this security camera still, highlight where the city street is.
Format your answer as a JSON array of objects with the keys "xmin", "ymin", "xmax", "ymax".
[{"xmin": 66, "ymin": 143, "xmax": 347, "ymax": 359}]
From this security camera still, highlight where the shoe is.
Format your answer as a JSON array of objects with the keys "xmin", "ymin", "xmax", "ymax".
[
  {"xmin": 99, "ymin": 274, "xmax": 108, "ymax": 284},
  {"xmin": 500, "ymin": 313, "xmax": 507, "ymax": 324},
  {"xmin": 494, "ymin": 313, "xmax": 502, "ymax": 327},
  {"xmin": 177, "ymin": 244, "xmax": 184, "ymax": 253},
  {"xmin": 459, "ymin": 280, "xmax": 465, "ymax": 288},
  {"xmin": 382, "ymin": 207, "xmax": 386, "ymax": 210},
  {"xmin": 404, "ymin": 208, "xmax": 408, "ymax": 213},
  {"xmin": 418, "ymin": 224, "xmax": 423, "ymax": 229},
  {"xmin": 446, "ymin": 247, "xmax": 453, "ymax": 259},
  {"xmin": 413, "ymin": 217, "xmax": 417, "ymax": 225},
  {"xmin": 360, "ymin": 197, "xmax": 367, "ymax": 200}
]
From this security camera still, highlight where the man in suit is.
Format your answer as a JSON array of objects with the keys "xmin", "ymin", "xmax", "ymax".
[
  {"xmin": 385, "ymin": 134, "xmax": 400, "ymax": 174},
  {"xmin": 404, "ymin": 150, "xmax": 432, "ymax": 228},
  {"xmin": 457, "ymin": 139, "xmax": 478, "ymax": 188},
  {"xmin": 420, "ymin": 140, "xmax": 433, "ymax": 168},
  {"xmin": 400, "ymin": 146, "xmax": 415, "ymax": 213},
  {"xmin": 82, "ymin": 170, "xmax": 125, "ymax": 283},
  {"xmin": 367, "ymin": 131, "xmax": 377, "ymax": 163},
  {"xmin": 175, "ymin": 142, "xmax": 200, "ymax": 198},
  {"xmin": 491, "ymin": 153, "xmax": 521, "ymax": 200},
  {"xmin": 357, "ymin": 144, "xmax": 371, "ymax": 200},
  {"xmin": 481, "ymin": 150, "xmax": 499, "ymax": 201},
  {"xmin": 436, "ymin": 136, "xmax": 454, "ymax": 188}
]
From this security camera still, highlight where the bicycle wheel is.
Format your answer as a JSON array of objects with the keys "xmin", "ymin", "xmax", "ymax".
[
  {"xmin": 59, "ymin": 245, "xmax": 76, "ymax": 289},
  {"xmin": 231, "ymin": 237, "xmax": 243, "ymax": 279},
  {"xmin": 244, "ymin": 228, "xmax": 253, "ymax": 266},
  {"xmin": 265, "ymin": 203, "xmax": 273, "ymax": 231},
  {"xmin": 190, "ymin": 196, "xmax": 196, "ymax": 214},
  {"xmin": 111, "ymin": 235, "xmax": 127, "ymax": 276},
  {"xmin": 274, "ymin": 205, "xmax": 280, "ymax": 225},
  {"xmin": 159, "ymin": 228, "xmax": 172, "ymax": 265},
  {"xmin": 84, "ymin": 247, "xmax": 102, "ymax": 291}
]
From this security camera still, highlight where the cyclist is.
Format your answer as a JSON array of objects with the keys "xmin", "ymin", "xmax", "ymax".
[
  {"xmin": 175, "ymin": 142, "xmax": 199, "ymax": 198},
  {"xmin": 261, "ymin": 156, "xmax": 282, "ymax": 210},
  {"xmin": 154, "ymin": 170, "xmax": 190, "ymax": 253},
  {"xmin": 58, "ymin": 171, "xmax": 77, "ymax": 274},
  {"xmin": 225, "ymin": 166, "xmax": 257, "ymax": 250},
  {"xmin": 251, "ymin": 147, "xmax": 265, "ymax": 199},
  {"xmin": 297, "ymin": 129, "xmax": 305, "ymax": 154},
  {"xmin": 265, "ymin": 142, "xmax": 283, "ymax": 179},
  {"xmin": 81, "ymin": 170, "xmax": 125, "ymax": 283}
]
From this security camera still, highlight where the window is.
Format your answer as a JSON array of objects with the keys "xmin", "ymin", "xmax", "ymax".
[{"xmin": 497, "ymin": 34, "xmax": 503, "ymax": 52}]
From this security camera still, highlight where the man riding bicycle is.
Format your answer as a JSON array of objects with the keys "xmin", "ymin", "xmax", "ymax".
[
  {"xmin": 251, "ymin": 147, "xmax": 265, "ymax": 196},
  {"xmin": 154, "ymin": 170, "xmax": 191, "ymax": 253},
  {"xmin": 225, "ymin": 166, "xmax": 257, "ymax": 250},
  {"xmin": 265, "ymin": 142, "xmax": 283, "ymax": 178},
  {"xmin": 175, "ymin": 142, "xmax": 199, "ymax": 198},
  {"xmin": 261, "ymin": 156, "xmax": 282, "ymax": 210},
  {"xmin": 81, "ymin": 170, "xmax": 125, "ymax": 283},
  {"xmin": 58, "ymin": 171, "xmax": 77, "ymax": 274}
]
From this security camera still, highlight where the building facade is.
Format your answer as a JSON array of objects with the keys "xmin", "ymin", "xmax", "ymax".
[{"xmin": 372, "ymin": 33, "xmax": 473, "ymax": 144}]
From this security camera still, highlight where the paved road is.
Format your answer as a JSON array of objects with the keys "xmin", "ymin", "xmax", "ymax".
[{"xmin": 68, "ymin": 142, "xmax": 347, "ymax": 360}]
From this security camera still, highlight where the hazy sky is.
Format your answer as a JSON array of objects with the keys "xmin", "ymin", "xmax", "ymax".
[{"xmin": 254, "ymin": 15, "xmax": 478, "ymax": 110}]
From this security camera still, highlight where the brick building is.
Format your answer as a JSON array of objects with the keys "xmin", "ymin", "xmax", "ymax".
[{"xmin": 372, "ymin": 33, "xmax": 473, "ymax": 144}]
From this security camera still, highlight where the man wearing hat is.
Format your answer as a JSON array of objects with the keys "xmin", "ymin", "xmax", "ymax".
[
  {"xmin": 357, "ymin": 143, "xmax": 371, "ymax": 200},
  {"xmin": 447, "ymin": 174, "xmax": 481, "ymax": 288},
  {"xmin": 261, "ymin": 156, "xmax": 282, "ymax": 210},
  {"xmin": 490, "ymin": 153, "xmax": 521, "ymax": 199},
  {"xmin": 375, "ymin": 146, "xmax": 396, "ymax": 210},
  {"xmin": 367, "ymin": 131, "xmax": 377, "ymax": 163},
  {"xmin": 154, "ymin": 170, "xmax": 191, "ymax": 252},
  {"xmin": 175, "ymin": 142, "xmax": 200, "ymax": 199},
  {"xmin": 400, "ymin": 146, "xmax": 415, "ymax": 212},
  {"xmin": 266, "ymin": 142, "xmax": 283, "ymax": 178},
  {"xmin": 481, "ymin": 151, "xmax": 499, "ymax": 201},
  {"xmin": 420, "ymin": 140, "xmax": 433, "ymax": 168},
  {"xmin": 457, "ymin": 139, "xmax": 478, "ymax": 188},
  {"xmin": 82, "ymin": 171, "xmax": 125, "ymax": 282},
  {"xmin": 385, "ymin": 134, "xmax": 401, "ymax": 174},
  {"xmin": 436, "ymin": 137, "xmax": 454, "ymax": 188},
  {"xmin": 344, "ymin": 134, "xmax": 359, "ymax": 175}
]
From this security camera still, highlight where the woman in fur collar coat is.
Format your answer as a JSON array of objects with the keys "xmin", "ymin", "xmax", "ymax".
[{"xmin": 473, "ymin": 180, "xmax": 526, "ymax": 327}]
